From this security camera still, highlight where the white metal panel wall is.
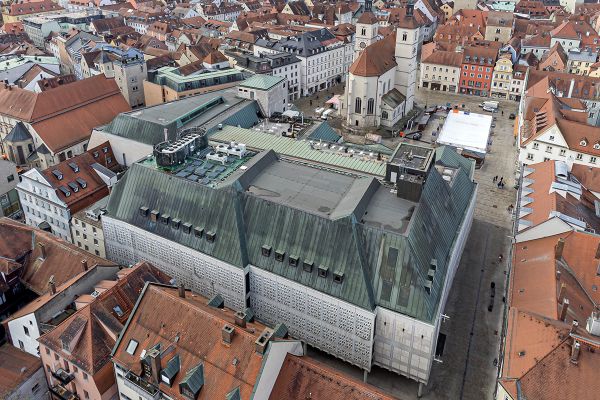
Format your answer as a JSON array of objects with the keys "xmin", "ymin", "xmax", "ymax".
[
  {"xmin": 248, "ymin": 266, "xmax": 375, "ymax": 370},
  {"xmin": 103, "ymin": 217, "xmax": 246, "ymax": 310}
]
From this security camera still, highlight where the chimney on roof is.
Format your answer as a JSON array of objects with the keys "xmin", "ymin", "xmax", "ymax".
[
  {"xmin": 82, "ymin": 259, "xmax": 88, "ymax": 271},
  {"xmin": 555, "ymin": 238, "xmax": 565, "ymax": 260},
  {"xmin": 570, "ymin": 320, "xmax": 579, "ymax": 334},
  {"xmin": 38, "ymin": 242, "xmax": 46, "ymax": 260},
  {"xmin": 234, "ymin": 311, "xmax": 247, "ymax": 328},
  {"xmin": 222, "ymin": 324, "xmax": 234, "ymax": 344},
  {"xmin": 178, "ymin": 282, "xmax": 185, "ymax": 298},
  {"xmin": 148, "ymin": 347, "xmax": 161, "ymax": 384},
  {"xmin": 49, "ymin": 276, "xmax": 56, "ymax": 295},
  {"xmin": 560, "ymin": 298, "xmax": 570, "ymax": 322},
  {"xmin": 558, "ymin": 283, "xmax": 566, "ymax": 304},
  {"xmin": 570, "ymin": 340, "xmax": 580, "ymax": 364},
  {"xmin": 255, "ymin": 328, "xmax": 273, "ymax": 355}
]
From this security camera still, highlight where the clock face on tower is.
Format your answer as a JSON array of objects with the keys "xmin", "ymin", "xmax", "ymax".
[{"xmin": 359, "ymin": 41, "xmax": 366, "ymax": 49}]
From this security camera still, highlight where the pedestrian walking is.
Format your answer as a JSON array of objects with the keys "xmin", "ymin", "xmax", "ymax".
[
  {"xmin": 499, "ymin": 176, "xmax": 504, "ymax": 184},
  {"xmin": 500, "ymin": 181, "xmax": 505, "ymax": 189},
  {"xmin": 497, "ymin": 182, "xmax": 501, "ymax": 189},
  {"xmin": 502, "ymin": 110, "xmax": 504, "ymax": 116},
  {"xmin": 493, "ymin": 175, "xmax": 498, "ymax": 183}
]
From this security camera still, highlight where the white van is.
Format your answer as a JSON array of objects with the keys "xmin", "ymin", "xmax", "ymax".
[{"xmin": 321, "ymin": 109, "xmax": 335, "ymax": 120}]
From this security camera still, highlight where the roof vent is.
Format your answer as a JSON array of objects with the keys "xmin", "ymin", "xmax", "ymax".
[
  {"xmin": 150, "ymin": 210, "xmax": 160, "ymax": 222},
  {"xmin": 171, "ymin": 218, "xmax": 181, "ymax": 229},
  {"xmin": 182, "ymin": 222, "xmax": 192, "ymax": 234},
  {"xmin": 160, "ymin": 214, "xmax": 170, "ymax": 225},
  {"xmin": 139, "ymin": 206, "xmax": 149, "ymax": 217},
  {"xmin": 194, "ymin": 227, "xmax": 204, "ymax": 237}
]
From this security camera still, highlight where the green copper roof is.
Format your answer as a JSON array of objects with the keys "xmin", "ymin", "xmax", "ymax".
[
  {"xmin": 210, "ymin": 126, "xmax": 386, "ymax": 176},
  {"xmin": 106, "ymin": 147, "xmax": 476, "ymax": 322},
  {"xmin": 239, "ymin": 74, "xmax": 284, "ymax": 90},
  {"xmin": 306, "ymin": 121, "xmax": 341, "ymax": 143}
]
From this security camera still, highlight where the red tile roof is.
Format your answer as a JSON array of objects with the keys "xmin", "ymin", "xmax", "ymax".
[
  {"xmin": 7, "ymin": 0, "xmax": 62, "ymax": 16},
  {"xmin": 269, "ymin": 354, "xmax": 396, "ymax": 400},
  {"xmin": 112, "ymin": 284, "xmax": 266, "ymax": 400},
  {"xmin": 38, "ymin": 262, "xmax": 171, "ymax": 376},
  {"xmin": 0, "ymin": 345, "xmax": 42, "ymax": 398},
  {"xmin": 0, "ymin": 218, "xmax": 114, "ymax": 295}
]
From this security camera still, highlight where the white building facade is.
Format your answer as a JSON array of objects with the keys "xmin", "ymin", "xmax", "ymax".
[{"xmin": 17, "ymin": 169, "xmax": 72, "ymax": 241}]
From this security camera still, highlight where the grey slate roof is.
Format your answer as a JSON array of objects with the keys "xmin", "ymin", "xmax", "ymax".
[
  {"xmin": 5, "ymin": 122, "xmax": 32, "ymax": 142},
  {"xmin": 255, "ymin": 29, "xmax": 340, "ymax": 58},
  {"xmin": 106, "ymin": 148, "xmax": 476, "ymax": 323}
]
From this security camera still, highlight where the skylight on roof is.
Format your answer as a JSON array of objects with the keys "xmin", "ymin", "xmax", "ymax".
[{"xmin": 126, "ymin": 339, "xmax": 138, "ymax": 355}]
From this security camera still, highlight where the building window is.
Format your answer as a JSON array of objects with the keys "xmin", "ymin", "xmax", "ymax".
[
  {"xmin": 46, "ymin": 348, "xmax": 50, "ymax": 355},
  {"xmin": 84, "ymin": 390, "xmax": 89, "ymax": 399},
  {"xmin": 83, "ymin": 373, "xmax": 88, "ymax": 381},
  {"xmin": 546, "ymin": 146, "xmax": 552, "ymax": 153},
  {"xmin": 549, "ymin": 135, "xmax": 554, "ymax": 141},
  {"xmin": 533, "ymin": 142, "xmax": 539, "ymax": 150},
  {"xmin": 354, "ymin": 97, "xmax": 362, "ymax": 114},
  {"xmin": 24, "ymin": 326, "xmax": 29, "ymax": 336},
  {"xmin": 18, "ymin": 340, "xmax": 24, "ymax": 350},
  {"xmin": 527, "ymin": 153, "xmax": 534, "ymax": 160},
  {"xmin": 382, "ymin": 111, "xmax": 388, "ymax": 120},
  {"xmin": 367, "ymin": 98, "xmax": 374, "ymax": 114},
  {"xmin": 7, "ymin": 174, "xmax": 14, "ymax": 182},
  {"xmin": 577, "ymin": 153, "xmax": 583, "ymax": 160},
  {"xmin": 592, "ymin": 156, "xmax": 597, "ymax": 164},
  {"xmin": 559, "ymin": 149, "xmax": 566, "ymax": 156}
]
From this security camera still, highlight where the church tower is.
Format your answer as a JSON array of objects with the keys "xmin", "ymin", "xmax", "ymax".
[
  {"xmin": 394, "ymin": 0, "xmax": 419, "ymax": 112},
  {"xmin": 354, "ymin": 5, "xmax": 379, "ymax": 61}
]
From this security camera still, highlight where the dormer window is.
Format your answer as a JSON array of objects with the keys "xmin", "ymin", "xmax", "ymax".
[
  {"xmin": 594, "ymin": 143, "xmax": 600, "ymax": 150},
  {"xmin": 581, "ymin": 139, "xmax": 588, "ymax": 146}
]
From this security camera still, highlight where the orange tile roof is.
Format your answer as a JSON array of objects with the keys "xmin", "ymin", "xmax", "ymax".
[
  {"xmin": 0, "ymin": 75, "xmax": 130, "ymax": 152},
  {"xmin": 38, "ymin": 262, "xmax": 171, "ymax": 376},
  {"xmin": 268, "ymin": 354, "xmax": 396, "ymax": 400},
  {"xmin": 349, "ymin": 32, "xmax": 396, "ymax": 77},
  {"xmin": 7, "ymin": 0, "xmax": 62, "ymax": 16},
  {"xmin": 0, "ymin": 345, "xmax": 42, "ymax": 398},
  {"xmin": 561, "ymin": 232, "xmax": 600, "ymax": 305},
  {"xmin": 501, "ymin": 308, "xmax": 570, "ymax": 380},
  {"xmin": 510, "ymin": 234, "xmax": 563, "ymax": 319},
  {"xmin": 112, "ymin": 284, "xmax": 266, "ymax": 400}
]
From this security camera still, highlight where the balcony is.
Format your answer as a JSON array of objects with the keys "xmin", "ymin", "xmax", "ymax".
[
  {"xmin": 123, "ymin": 371, "xmax": 160, "ymax": 399},
  {"xmin": 50, "ymin": 384, "xmax": 79, "ymax": 400},
  {"xmin": 52, "ymin": 368, "xmax": 75, "ymax": 385}
]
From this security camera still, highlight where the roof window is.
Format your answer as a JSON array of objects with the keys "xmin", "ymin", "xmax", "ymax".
[
  {"xmin": 76, "ymin": 178, "xmax": 87, "ymax": 188},
  {"xmin": 303, "ymin": 260, "xmax": 313, "ymax": 272},
  {"xmin": 52, "ymin": 170, "xmax": 63, "ymax": 180},
  {"xmin": 150, "ymin": 210, "xmax": 160, "ymax": 222},
  {"xmin": 139, "ymin": 206, "xmax": 149, "ymax": 217},
  {"xmin": 206, "ymin": 231, "xmax": 216, "ymax": 243},
  {"xmin": 182, "ymin": 222, "xmax": 192, "ymax": 234},
  {"xmin": 333, "ymin": 271, "xmax": 344, "ymax": 284},
  {"xmin": 59, "ymin": 186, "xmax": 71, "ymax": 197},
  {"xmin": 171, "ymin": 218, "xmax": 181, "ymax": 230},
  {"xmin": 160, "ymin": 214, "xmax": 170, "ymax": 225},
  {"xmin": 102, "ymin": 146, "xmax": 109, "ymax": 153},
  {"xmin": 68, "ymin": 162, "xmax": 79, "ymax": 172},
  {"xmin": 194, "ymin": 227, "xmax": 204, "ymax": 237},
  {"xmin": 68, "ymin": 182, "xmax": 79, "ymax": 193},
  {"xmin": 289, "ymin": 255, "xmax": 299, "ymax": 267},
  {"xmin": 126, "ymin": 339, "xmax": 138, "ymax": 355},
  {"xmin": 275, "ymin": 249, "xmax": 285, "ymax": 262},
  {"xmin": 318, "ymin": 265, "xmax": 328, "ymax": 278},
  {"xmin": 261, "ymin": 245, "xmax": 272, "ymax": 257}
]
